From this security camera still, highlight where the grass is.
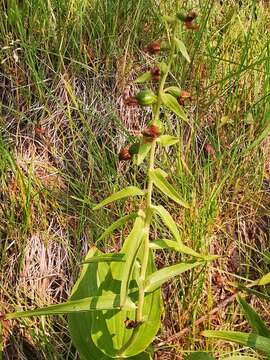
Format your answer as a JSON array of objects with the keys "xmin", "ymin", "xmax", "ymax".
[{"xmin": 0, "ymin": 0, "xmax": 270, "ymax": 358}]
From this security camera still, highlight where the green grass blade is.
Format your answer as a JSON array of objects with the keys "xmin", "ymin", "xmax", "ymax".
[
  {"xmin": 93, "ymin": 186, "xmax": 144, "ymax": 210},
  {"xmin": 202, "ymin": 330, "xmax": 270, "ymax": 356},
  {"xmin": 237, "ymin": 295, "xmax": 270, "ymax": 337}
]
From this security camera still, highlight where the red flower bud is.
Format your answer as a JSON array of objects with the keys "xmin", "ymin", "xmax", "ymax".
[
  {"xmin": 186, "ymin": 11, "xmax": 197, "ymax": 22},
  {"xmin": 142, "ymin": 119, "xmax": 163, "ymax": 139},
  {"xmin": 123, "ymin": 96, "xmax": 139, "ymax": 107},
  {"xmin": 178, "ymin": 90, "xmax": 191, "ymax": 106},
  {"xmin": 119, "ymin": 148, "xmax": 132, "ymax": 161},
  {"xmin": 150, "ymin": 66, "xmax": 161, "ymax": 82},
  {"xmin": 147, "ymin": 41, "xmax": 161, "ymax": 54},
  {"xmin": 185, "ymin": 21, "xmax": 199, "ymax": 31}
]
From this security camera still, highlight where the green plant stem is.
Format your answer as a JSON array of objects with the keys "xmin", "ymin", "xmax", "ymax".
[{"xmin": 135, "ymin": 23, "xmax": 178, "ymax": 323}]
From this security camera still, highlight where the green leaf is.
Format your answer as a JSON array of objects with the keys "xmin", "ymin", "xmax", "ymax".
[
  {"xmin": 237, "ymin": 295, "xmax": 270, "ymax": 337},
  {"xmin": 163, "ymin": 15, "xmax": 177, "ymax": 24},
  {"xmin": 185, "ymin": 352, "xmax": 215, "ymax": 360},
  {"xmin": 149, "ymin": 169, "xmax": 189, "ymax": 207},
  {"xmin": 158, "ymin": 135, "xmax": 179, "ymax": 147},
  {"xmin": 235, "ymin": 283, "xmax": 270, "ymax": 302},
  {"xmin": 152, "ymin": 205, "xmax": 182, "ymax": 243},
  {"xmin": 161, "ymin": 92, "xmax": 188, "ymax": 122},
  {"xmin": 149, "ymin": 238, "xmax": 218, "ymax": 261},
  {"xmin": 82, "ymin": 253, "xmax": 125, "ymax": 263},
  {"xmin": 164, "ymin": 86, "xmax": 181, "ymax": 97},
  {"xmin": 149, "ymin": 239, "xmax": 183, "ymax": 251},
  {"xmin": 135, "ymin": 140, "xmax": 152, "ymax": 165},
  {"xmin": 120, "ymin": 216, "xmax": 145, "ymax": 306},
  {"xmin": 68, "ymin": 247, "xmax": 161, "ymax": 359},
  {"xmin": 202, "ymin": 330, "xmax": 270, "ymax": 356},
  {"xmin": 97, "ymin": 212, "xmax": 137, "ymax": 242},
  {"xmin": 93, "ymin": 186, "xmax": 144, "ymax": 210},
  {"xmin": 68, "ymin": 248, "xmax": 109, "ymax": 360},
  {"xmin": 6, "ymin": 294, "xmax": 135, "ymax": 319},
  {"xmin": 134, "ymin": 71, "xmax": 152, "ymax": 84},
  {"xmin": 159, "ymin": 61, "xmax": 168, "ymax": 74},
  {"xmin": 258, "ymin": 271, "xmax": 270, "ymax": 286},
  {"xmin": 174, "ymin": 37, "xmax": 191, "ymax": 62},
  {"xmin": 144, "ymin": 261, "xmax": 202, "ymax": 292}
]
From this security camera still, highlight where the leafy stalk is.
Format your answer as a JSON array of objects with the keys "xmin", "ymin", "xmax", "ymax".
[{"xmin": 136, "ymin": 23, "xmax": 178, "ymax": 323}]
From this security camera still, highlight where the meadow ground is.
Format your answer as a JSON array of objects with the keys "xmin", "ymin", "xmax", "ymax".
[{"xmin": 0, "ymin": 0, "xmax": 270, "ymax": 359}]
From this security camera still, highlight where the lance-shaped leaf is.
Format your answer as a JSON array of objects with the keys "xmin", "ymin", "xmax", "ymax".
[
  {"xmin": 135, "ymin": 71, "xmax": 152, "ymax": 84},
  {"xmin": 174, "ymin": 37, "xmax": 191, "ymax": 63},
  {"xmin": 6, "ymin": 294, "xmax": 135, "ymax": 319},
  {"xmin": 149, "ymin": 239, "xmax": 218, "ymax": 261},
  {"xmin": 82, "ymin": 253, "xmax": 125, "ymax": 264},
  {"xmin": 97, "ymin": 212, "xmax": 137, "ymax": 242},
  {"xmin": 164, "ymin": 86, "xmax": 181, "ymax": 97},
  {"xmin": 79, "ymin": 247, "xmax": 161, "ymax": 358},
  {"xmin": 258, "ymin": 271, "xmax": 270, "ymax": 286},
  {"xmin": 202, "ymin": 331, "xmax": 270, "ymax": 356},
  {"xmin": 237, "ymin": 295, "xmax": 270, "ymax": 337},
  {"xmin": 149, "ymin": 169, "xmax": 189, "ymax": 208},
  {"xmin": 135, "ymin": 140, "xmax": 152, "ymax": 166},
  {"xmin": 144, "ymin": 261, "xmax": 202, "ymax": 293},
  {"xmin": 185, "ymin": 352, "xmax": 215, "ymax": 360},
  {"xmin": 120, "ymin": 216, "xmax": 145, "ymax": 306},
  {"xmin": 149, "ymin": 239, "xmax": 183, "ymax": 251},
  {"xmin": 161, "ymin": 92, "xmax": 188, "ymax": 122},
  {"xmin": 158, "ymin": 135, "xmax": 179, "ymax": 147},
  {"xmin": 93, "ymin": 186, "xmax": 144, "ymax": 210}
]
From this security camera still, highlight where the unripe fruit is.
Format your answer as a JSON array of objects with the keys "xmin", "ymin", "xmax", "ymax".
[
  {"xmin": 135, "ymin": 89, "xmax": 157, "ymax": 106},
  {"xmin": 129, "ymin": 143, "xmax": 140, "ymax": 155}
]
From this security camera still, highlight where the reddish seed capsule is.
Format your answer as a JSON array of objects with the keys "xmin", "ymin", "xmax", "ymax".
[
  {"xmin": 178, "ymin": 90, "xmax": 191, "ymax": 106},
  {"xmin": 150, "ymin": 66, "xmax": 161, "ymax": 81},
  {"xmin": 147, "ymin": 41, "xmax": 161, "ymax": 54},
  {"xmin": 185, "ymin": 21, "xmax": 199, "ymax": 31},
  {"xmin": 0, "ymin": 312, "xmax": 6, "ymax": 321},
  {"xmin": 123, "ymin": 96, "xmax": 139, "ymax": 107},
  {"xmin": 142, "ymin": 124, "xmax": 161, "ymax": 139},
  {"xmin": 185, "ymin": 11, "xmax": 197, "ymax": 22},
  {"xmin": 119, "ymin": 148, "xmax": 132, "ymax": 161}
]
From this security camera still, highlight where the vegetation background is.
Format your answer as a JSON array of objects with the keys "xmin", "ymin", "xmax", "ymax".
[{"xmin": 0, "ymin": 0, "xmax": 270, "ymax": 358}]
